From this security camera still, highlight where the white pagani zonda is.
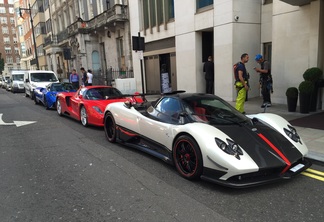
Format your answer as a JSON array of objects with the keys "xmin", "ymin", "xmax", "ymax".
[{"xmin": 104, "ymin": 92, "xmax": 311, "ymax": 188}]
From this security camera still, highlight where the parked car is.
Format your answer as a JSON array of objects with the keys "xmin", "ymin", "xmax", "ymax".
[
  {"xmin": 34, "ymin": 82, "xmax": 77, "ymax": 109},
  {"xmin": 24, "ymin": 70, "xmax": 59, "ymax": 99},
  {"xmin": 1, "ymin": 76, "xmax": 10, "ymax": 89},
  {"xmin": 5, "ymin": 78, "xmax": 12, "ymax": 91},
  {"xmin": 56, "ymin": 85, "xmax": 142, "ymax": 127},
  {"xmin": 10, "ymin": 70, "xmax": 25, "ymax": 93},
  {"xmin": 103, "ymin": 91, "xmax": 311, "ymax": 188}
]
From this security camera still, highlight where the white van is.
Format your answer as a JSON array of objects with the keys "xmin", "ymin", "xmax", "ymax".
[
  {"xmin": 24, "ymin": 70, "xmax": 59, "ymax": 99},
  {"xmin": 10, "ymin": 70, "xmax": 25, "ymax": 93}
]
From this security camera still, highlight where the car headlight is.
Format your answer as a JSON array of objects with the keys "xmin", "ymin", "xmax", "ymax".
[
  {"xmin": 284, "ymin": 125, "xmax": 301, "ymax": 144},
  {"xmin": 92, "ymin": 106, "xmax": 103, "ymax": 114},
  {"xmin": 215, "ymin": 138, "xmax": 243, "ymax": 160}
]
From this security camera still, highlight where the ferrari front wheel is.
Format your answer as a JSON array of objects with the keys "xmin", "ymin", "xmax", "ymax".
[
  {"xmin": 80, "ymin": 106, "xmax": 88, "ymax": 127},
  {"xmin": 104, "ymin": 112, "xmax": 116, "ymax": 143},
  {"xmin": 173, "ymin": 135, "xmax": 203, "ymax": 180},
  {"xmin": 56, "ymin": 99, "xmax": 63, "ymax": 116}
]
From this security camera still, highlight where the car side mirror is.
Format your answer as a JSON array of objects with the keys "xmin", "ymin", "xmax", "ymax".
[
  {"xmin": 78, "ymin": 95, "xmax": 83, "ymax": 99},
  {"xmin": 25, "ymin": 79, "xmax": 29, "ymax": 83},
  {"xmin": 124, "ymin": 100, "xmax": 132, "ymax": 109}
]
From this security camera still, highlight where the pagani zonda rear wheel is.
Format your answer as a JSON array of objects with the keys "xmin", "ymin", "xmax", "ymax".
[
  {"xmin": 173, "ymin": 135, "xmax": 203, "ymax": 180},
  {"xmin": 104, "ymin": 112, "xmax": 116, "ymax": 143},
  {"xmin": 80, "ymin": 106, "xmax": 88, "ymax": 127},
  {"xmin": 56, "ymin": 99, "xmax": 63, "ymax": 116}
]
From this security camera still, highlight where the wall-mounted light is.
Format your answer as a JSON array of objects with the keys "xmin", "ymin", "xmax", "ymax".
[{"xmin": 234, "ymin": 15, "xmax": 239, "ymax": 22}]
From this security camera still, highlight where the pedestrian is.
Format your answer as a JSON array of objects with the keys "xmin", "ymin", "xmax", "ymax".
[
  {"xmin": 80, "ymin": 67, "xmax": 88, "ymax": 86},
  {"xmin": 234, "ymin": 53, "xmax": 250, "ymax": 114},
  {"xmin": 203, "ymin": 56, "xmax": 214, "ymax": 94},
  {"xmin": 87, "ymin": 69, "xmax": 93, "ymax": 86},
  {"xmin": 69, "ymin": 68, "xmax": 79, "ymax": 89},
  {"xmin": 254, "ymin": 54, "xmax": 272, "ymax": 108}
]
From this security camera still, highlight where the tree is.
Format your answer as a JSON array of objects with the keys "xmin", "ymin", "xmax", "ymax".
[{"xmin": 0, "ymin": 53, "xmax": 4, "ymax": 74}]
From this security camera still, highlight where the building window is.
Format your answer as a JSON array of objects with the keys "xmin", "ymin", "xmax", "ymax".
[
  {"xmin": 10, "ymin": 17, "xmax": 14, "ymax": 24},
  {"xmin": 35, "ymin": 22, "xmax": 46, "ymax": 36},
  {"xmin": 37, "ymin": 45, "xmax": 44, "ymax": 56},
  {"xmin": 0, "ymin": 7, "xmax": 6, "ymax": 13},
  {"xmin": 142, "ymin": 0, "xmax": 174, "ymax": 31},
  {"xmin": 0, "ymin": 17, "xmax": 7, "ymax": 23},
  {"xmin": 196, "ymin": 0, "xmax": 213, "ymax": 9},
  {"xmin": 5, "ymin": 46, "xmax": 12, "ymax": 54},
  {"xmin": 9, "ymin": 7, "xmax": 14, "ymax": 14},
  {"xmin": 6, "ymin": 57, "xmax": 13, "ymax": 64},
  {"xmin": 4, "ymin": 36, "xmax": 10, "ymax": 43},
  {"xmin": 46, "ymin": 19, "xmax": 52, "ymax": 33},
  {"xmin": 2, "ymin": 26, "xmax": 8, "ymax": 34}
]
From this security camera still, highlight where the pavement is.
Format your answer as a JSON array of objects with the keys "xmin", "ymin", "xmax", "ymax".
[{"xmin": 228, "ymin": 97, "xmax": 324, "ymax": 164}]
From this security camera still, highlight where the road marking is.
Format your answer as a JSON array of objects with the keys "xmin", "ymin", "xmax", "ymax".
[
  {"xmin": 0, "ymin": 113, "xmax": 36, "ymax": 127},
  {"xmin": 301, "ymin": 168, "xmax": 324, "ymax": 182}
]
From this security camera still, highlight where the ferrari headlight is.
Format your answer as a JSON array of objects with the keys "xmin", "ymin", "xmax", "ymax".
[
  {"xmin": 92, "ymin": 106, "xmax": 103, "ymax": 114},
  {"xmin": 215, "ymin": 138, "xmax": 243, "ymax": 160},
  {"xmin": 284, "ymin": 125, "xmax": 301, "ymax": 144}
]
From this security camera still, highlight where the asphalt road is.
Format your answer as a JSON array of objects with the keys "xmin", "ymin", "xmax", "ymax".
[{"xmin": 0, "ymin": 89, "xmax": 323, "ymax": 222}]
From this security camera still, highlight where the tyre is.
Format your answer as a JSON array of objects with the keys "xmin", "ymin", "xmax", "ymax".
[
  {"xmin": 56, "ymin": 99, "xmax": 63, "ymax": 116},
  {"xmin": 34, "ymin": 95, "xmax": 39, "ymax": 105},
  {"xmin": 173, "ymin": 135, "xmax": 203, "ymax": 180},
  {"xmin": 104, "ymin": 112, "xmax": 116, "ymax": 143},
  {"xmin": 80, "ymin": 106, "xmax": 88, "ymax": 127},
  {"xmin": 44, "ymin": 97, "xmax": 49, "ymax": 110}
]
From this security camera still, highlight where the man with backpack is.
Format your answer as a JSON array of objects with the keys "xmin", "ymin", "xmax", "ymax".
[
  {"xmin": 254, "ymin": 54, "xmax": 272, "ymax": 108},
  {"xmin": 234, "ymin": 53, "xmax": 250, "ymax": 114}
]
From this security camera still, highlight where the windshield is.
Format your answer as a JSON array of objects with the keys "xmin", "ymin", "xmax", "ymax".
[
  {"xmin": 182, "ymin": 96, "xmax": 250, "ymax": 125},
  {"xmin": 84, "ymin": 87, "xmax": 123, "ymax": 100},
  {"xmin": 30, "ymin": 73, "xmax": 58, "ymax": 82},
  {"xmin": 12, "ymin": 74, "xmax": 24, "ymax": 81}
]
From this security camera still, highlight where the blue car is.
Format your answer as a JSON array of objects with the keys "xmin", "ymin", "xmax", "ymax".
[{"xmin": 34, "ymin": 82, "xmax": 77, "ymax": 109}]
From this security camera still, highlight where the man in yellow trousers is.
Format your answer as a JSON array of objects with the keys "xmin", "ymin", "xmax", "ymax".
[{"xmin": 234, "ymin": 53, "xmax": 250, "ymax": 114}]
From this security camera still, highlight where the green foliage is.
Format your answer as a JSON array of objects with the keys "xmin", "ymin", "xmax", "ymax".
[
  {"xmin": 303, "ymin": 67, "xmax": 323, "ymax": 82},
  {"xmin": 298, "ymin": 80, "xmax": 314, "ymax": 94},
  {"xmin": 286, "ymin": 87, "xmax": 298, "ymax": 98},
  {"xmin": 0, "ymin": 57, "xmax": 4, "ymax": 74}
]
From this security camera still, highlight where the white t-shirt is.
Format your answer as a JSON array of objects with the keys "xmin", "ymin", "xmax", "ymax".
[{"xmin": 87, "ymin": 72, "xmax": 93, "ymax": 84}]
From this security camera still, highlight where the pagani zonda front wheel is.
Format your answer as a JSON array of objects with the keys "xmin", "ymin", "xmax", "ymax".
[
  {"xmin": 104, "ymin": 112, "xmax": 116, "ymax": 143},
  {"xmin": 80, "ymin": 106, "xmax": 88, "ymax": 127},
  {"xmin": 56, "ymin": 99, "xmax": 63, "ymax": 116},
  {"xmin": 173, "ymin": 135, "xmax": 203, "ymax": 180}
]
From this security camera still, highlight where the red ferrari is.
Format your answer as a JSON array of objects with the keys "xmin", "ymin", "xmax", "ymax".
[{"xmin": 56, "ymin": 85, "xmax": 141, "ymax": 127}]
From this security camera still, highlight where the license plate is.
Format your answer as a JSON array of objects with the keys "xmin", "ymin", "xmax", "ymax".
[{"xmin": 290, "ymin": 163, "xmax": 305, "ymax": 172}]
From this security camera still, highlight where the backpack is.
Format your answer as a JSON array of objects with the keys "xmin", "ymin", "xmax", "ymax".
[{"xmin": 233, "ymin": 62, "xmax": 240, "ymax": 81}]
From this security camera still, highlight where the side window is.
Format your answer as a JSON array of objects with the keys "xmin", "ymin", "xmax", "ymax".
[{"xmin": 156, "ymin": 97, "xmax": 181, "ymax": 117}]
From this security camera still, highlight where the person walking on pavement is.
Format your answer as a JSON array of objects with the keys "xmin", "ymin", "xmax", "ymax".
[
  {"xmin": 87, "ymin": 69, "xmax": 93, "ymax": 86},
  {"xmin": 234, "ymin": 53, "xmax": 250, "ymax": 114},
  {"xmin": 254, "ymin": 54, "xmax": 273, "ymax": 108},
  {"xmin": 69, "ymin": 68, "xmax": 79, "ymax": 89},
  {"xmin": 203, "ymin": 56, "xmax": 214, "ymax": 94}
]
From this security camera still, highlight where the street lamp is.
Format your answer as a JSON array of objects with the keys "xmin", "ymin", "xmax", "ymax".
[{"xmin": 19, "ymin": 3, "xmax": 39, "ymax": 70}]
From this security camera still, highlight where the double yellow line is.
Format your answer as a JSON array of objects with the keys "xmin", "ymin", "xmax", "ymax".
[{"xmin": 301, "ymin": 168, "xmax": 324, "ymax": 182}]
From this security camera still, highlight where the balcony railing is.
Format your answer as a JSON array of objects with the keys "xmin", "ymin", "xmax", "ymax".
[
  {"xmin": 57, "ymin": 29, "xmax": 68, "ymax": 43},
  {"xmin": 67, "ymin": 3, "xmax": 128, "ymax": 37},
  {"xmin": 44, "ymin": 35, "xmax": 58, "ymax": 47}
]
